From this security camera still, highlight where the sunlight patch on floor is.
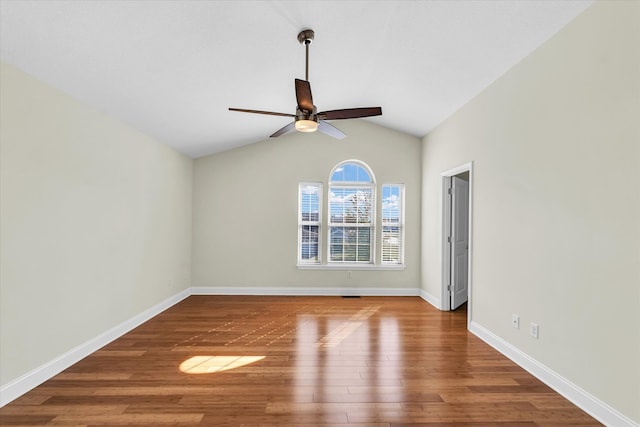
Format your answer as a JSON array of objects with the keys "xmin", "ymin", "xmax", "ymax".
[
  {"xmin": 316, "ymin": 305, "xmax": 381, "ymax": 348},
  {"xmin": 179, "ymin": 355, "xmax": 265, "ymax": 374}
]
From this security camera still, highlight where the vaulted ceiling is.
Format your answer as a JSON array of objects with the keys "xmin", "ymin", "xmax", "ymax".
[{"xmin": 0, "ymin": 0, "xmax": 592, "ymax": 158}]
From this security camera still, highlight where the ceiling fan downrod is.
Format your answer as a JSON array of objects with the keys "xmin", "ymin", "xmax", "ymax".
[{"xmin": 297, "ymin": 29, "xmax": 314, "ymax": 81}]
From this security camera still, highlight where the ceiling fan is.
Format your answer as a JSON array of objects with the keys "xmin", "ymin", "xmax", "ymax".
[{"xmin": 229, "ymin": 29, "xmax": 382, "ymax": 140}]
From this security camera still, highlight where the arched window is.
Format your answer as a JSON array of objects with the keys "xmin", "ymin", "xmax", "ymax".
[{"xmin": 328, "ymin": 161, "xmax": 376, "ymax": 263}]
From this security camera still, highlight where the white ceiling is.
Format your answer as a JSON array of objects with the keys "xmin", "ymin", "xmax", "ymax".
[{"xmin": 0, "ymin": 0, "xmax": 593, "ymax": 158}]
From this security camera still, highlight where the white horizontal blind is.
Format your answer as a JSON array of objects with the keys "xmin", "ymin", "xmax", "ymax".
[
  {"xmin": 381, "ymin": 184, "xmax": 404, "ymax": 265},
  {"xmin": 328, "ymin": 162, "xmax": 375, "ymax": 263},
  {"xmin": 298, "ymin": 183, "xmax": 322, "ymax": 264},
  {"xmin": 329, "ymin": 186, "xmax": 375, "ymax": 262}
]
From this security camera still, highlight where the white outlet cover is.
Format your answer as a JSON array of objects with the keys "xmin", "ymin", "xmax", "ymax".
[
  {"xmin": 512, "ymin": 314, "xmax": 520, "ymax": 329},
  {"xmin": 530, "ymin": 322, "xmax": 539, "ymax": 338}
]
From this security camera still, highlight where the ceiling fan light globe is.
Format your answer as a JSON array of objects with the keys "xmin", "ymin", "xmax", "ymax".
[{"xmin": 295, "ymin": 119, "xmax": 318, "ymax": 133}]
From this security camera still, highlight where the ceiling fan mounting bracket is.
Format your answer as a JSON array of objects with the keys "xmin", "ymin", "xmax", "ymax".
[{"xmin": 297, "ymin": 29, "xmax": 314, "ymax": 45}]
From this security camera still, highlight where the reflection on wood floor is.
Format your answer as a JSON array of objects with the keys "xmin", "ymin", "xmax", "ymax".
[{"xmin": 0, "ymin": 296, "xmax": 601, "ymax": 426}]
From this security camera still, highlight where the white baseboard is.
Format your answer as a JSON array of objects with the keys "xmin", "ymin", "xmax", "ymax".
[
  {"xmin": 469, "ymin": 321, "xmax": 638, "ymax": 427},
  {"xmin": 191, "ymin": 286, "xmax": 420, "ymax": 297},
  {"xmin": 0, "ymin": 289, "xmax": 190, "ymax": 407},
  {"xmin": 418, "ymin": 289, "xmax": 441, "ymax": 309}
]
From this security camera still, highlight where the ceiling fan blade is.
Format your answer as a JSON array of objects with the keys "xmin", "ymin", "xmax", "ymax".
[
  {"xmin": 229, "ymin": 108, "xmax": 295, "ymax": 118},
  {"xmin": 295, "ymin": 79, "xmax": 314, "ymax": 112},
  {"xmin": 318, "ymin": 121, "xmax": 346, "ymax": 140},
  {"xmin": 270, "ymin": 122, "xmax": 296, "ymax": 138},
  {"xmin": 318, "ymin": 107, "xmax": 382, "ymax": 120}
]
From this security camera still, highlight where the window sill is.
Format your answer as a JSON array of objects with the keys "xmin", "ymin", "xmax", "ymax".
[{"xmin": 297, "ymin": 263, "xmax": 405, "ymax": 271}]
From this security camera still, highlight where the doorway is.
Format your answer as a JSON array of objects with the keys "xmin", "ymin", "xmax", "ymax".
[{"xmin": 441, "ymin": 163, "xmax": 473, "ymax": 317}]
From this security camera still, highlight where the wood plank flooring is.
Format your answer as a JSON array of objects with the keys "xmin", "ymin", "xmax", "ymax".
[{"xmin": 0, "ymin": 296, "xmax": 601, "ymax": 426}]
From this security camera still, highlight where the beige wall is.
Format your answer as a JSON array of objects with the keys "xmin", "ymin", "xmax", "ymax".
[
  {"xmin": 0, "ymin": 62, "xmax": 193, "ymax": 386},
  {"xmin": 421, "ymin": 1, "xmax": 639, "ymax": 422},
  {"xmin": 193, "ymin": 120, "xmax": 421, "ymax": 290}
]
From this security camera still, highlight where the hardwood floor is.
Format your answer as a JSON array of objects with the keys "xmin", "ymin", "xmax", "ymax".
[{"xmin": 0, "ymin": 296, "xmax": 601, "ymax": 426}]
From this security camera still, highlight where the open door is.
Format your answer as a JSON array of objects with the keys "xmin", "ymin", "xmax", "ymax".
[
  {"xmin": 450, "ymin": 176, "xmax": 469, "ymax": 309},
  {"xmin": 441, "ymin": 162, "xmax": 473, "ymax": 314}
]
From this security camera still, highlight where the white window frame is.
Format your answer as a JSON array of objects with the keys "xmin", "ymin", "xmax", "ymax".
[
  {"xmin": 381, "ymin": 184, "xmax": 405, "ymax": 266},
  {"xmin": 297, "ymin": 182, "xmax": 322, "ymax": 265},
  {"xmin": 327, "ymin": 160, "xmax": 376, "ymax": 265}
]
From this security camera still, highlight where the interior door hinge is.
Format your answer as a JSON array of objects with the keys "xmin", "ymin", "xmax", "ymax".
[
  {"xmin": 447, "ymin": 236, "xmax": 451, "ymax": 243},
  {"xmin": 448, "ymin": 188, "xmax": 452, "ymax": 195},
  {"xmin": 447, "ymin": 285, "xmax": 451, "ymax": 291}
]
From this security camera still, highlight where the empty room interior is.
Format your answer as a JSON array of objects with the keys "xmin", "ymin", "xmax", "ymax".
[{"xmin": 0, "ymin": 1, "xmax": 638, "ymax": 426}]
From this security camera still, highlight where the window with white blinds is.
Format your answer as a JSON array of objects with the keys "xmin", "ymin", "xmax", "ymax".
[
  {"xmin": 328, "ymin": 162, "xmax": 375, "ymax": 263},
  {"xmin": 297, "ymin": 161, "xmax": 405, "ymax": 268},
  {"xmin": 298, "ymin": 183, "xmax": 322, "ymax": 264},
  {"xmin": 381, "ymin": 184, "xmax": 404, "ymax": 265}
]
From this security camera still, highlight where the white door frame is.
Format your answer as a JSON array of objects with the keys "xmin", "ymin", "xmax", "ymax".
[{"xmin": 440, "ymin": 162, "xmax": 474, "ymax": 324}]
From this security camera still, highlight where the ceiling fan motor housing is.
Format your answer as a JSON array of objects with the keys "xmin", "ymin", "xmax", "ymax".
[
  {"xmin": 296, "ymin": 106, "xmax": 317, "ymax": 121},
  {"xmin": 295, "ymin": 106, "xmax": 318, "ymax": 132}
]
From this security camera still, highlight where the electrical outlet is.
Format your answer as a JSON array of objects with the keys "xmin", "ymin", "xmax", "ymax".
[
  {"xmin": 347, "ymin": 271, "xmax": 352, "ymax": 279},
  {"xmin": 511, "ymin": 314, "xmax": 520, "ymax": 329},
  {"xmin": 530, "ymin": 322, "xmax": 539, "ymax": 339}
]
